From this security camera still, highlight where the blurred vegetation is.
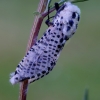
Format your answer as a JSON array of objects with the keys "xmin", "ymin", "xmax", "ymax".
[{"xmin": 0, "ymin": 0, "xmax": 100, "ymax": 100}]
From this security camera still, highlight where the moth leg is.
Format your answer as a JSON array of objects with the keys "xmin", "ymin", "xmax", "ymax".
[
  {"xmin": 45, "ymin": 17, "xmax": 54, "ymax": 27},
  {"xmin": 45, "ymin": 2, "xmax": 60, "ymax": 27},
  {"xmin": 54, "ymin": 2, "xmax": 60, "ymax": 11}
]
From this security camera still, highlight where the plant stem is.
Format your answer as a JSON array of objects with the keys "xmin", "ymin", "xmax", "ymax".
[{"xmin": 19, "ymin": 0, "xmax": 48, "ymax": 100}]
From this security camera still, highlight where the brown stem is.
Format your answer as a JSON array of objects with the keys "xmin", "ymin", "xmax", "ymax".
[{"xmin": 19, "ymin": 0, "xmax": 48, "ymax": 100}]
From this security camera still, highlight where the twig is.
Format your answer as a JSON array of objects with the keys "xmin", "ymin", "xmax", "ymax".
[{"xmin": 19, "ymin": 0, "xmax": 48, "ymax": 100}]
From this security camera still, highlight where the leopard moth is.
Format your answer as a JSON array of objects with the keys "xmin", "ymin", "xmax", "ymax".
[{"xmin": 10, "ymin": 2, "xmax": 81, "ymax": 84}]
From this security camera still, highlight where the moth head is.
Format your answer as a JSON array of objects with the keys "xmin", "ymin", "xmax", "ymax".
[{"xmin": 63, "ymin": 2, "xmax": 81, "ymax": 15}]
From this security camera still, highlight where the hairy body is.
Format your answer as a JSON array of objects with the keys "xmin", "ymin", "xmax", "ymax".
[{"xmin": 10, "ymin": 2, "xmax": 81, "ymax": 84}]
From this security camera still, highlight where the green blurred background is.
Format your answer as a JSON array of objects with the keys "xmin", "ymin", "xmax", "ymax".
[{"xmin": 0, "ymin": 0, "xmax": 100, "ymax": 100}]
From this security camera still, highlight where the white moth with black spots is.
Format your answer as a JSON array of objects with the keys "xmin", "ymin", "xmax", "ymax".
[{"xmin": 10, "ymin": 2, "xmax": 81, "ymax": 84}]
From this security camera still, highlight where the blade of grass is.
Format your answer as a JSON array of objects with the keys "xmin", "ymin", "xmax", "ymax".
[{"xmin": 83, "ymin": 88, "xmax": 89, "ymax": 100}]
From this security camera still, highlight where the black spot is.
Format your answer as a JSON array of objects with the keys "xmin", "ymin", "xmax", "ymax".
[
  {"xmin": 46, "ymin": 72, "xmax": 49, "ymax": 75},
  {"xmin": 27, "ymin": 52, "xmax": 29, "ymax": 55},
  {"xmin": 49, "ymin": 44, "xmax": 52, "ymax": 46},
  {"xmin": 48, "ymin": 58, "xmax": 50, "ymax": 61},
  {"xmin": 15, "ymin": 71, "xmax": 17, "ymax": 74},
  {"xmin": 60, "ymin": 38, "xmax": 63, "ymax": 43},
  {"xmin": 50, "ymin": 62, "xmax": 53, "ymax": 66},
  {"xmin": 43, "ymin": 58, "xmax": 47, "ymax": 60},
  {"xmin": 56, "ymin": 50, "xmax": 59, "ymax": 53},
  {"xmin": 44, "ymin": 51, "xmax": 47, "ymax": 53},
  {"xmin": 69, "ymin": 20, "xmax": 74, "ymax": 27},
  {"xmin": 76, "ymin": 24, "xmax": 78, "ymax": 29},
  {"xmin": 72, "ymin": 12, "xmax": 76, "ymax": 19},
  {"xmin": 49, "ymin": 50, "xmax": 51, "ymax": 52},
  {"xmin": 48, "ymin": 67, "xmax": 51, "ymax": 71},
  {"xmin": 62, "ymin": 33, "xmax": 64, "ymax": 36},
  {"xmin": 53, "ymin": 48, "xmax": 55, "ymax": 51},
  {"xmin": 36, "ymin": 78, "xmax": 39, "ymax": 80},
  {"xmin": 42, "ymin": 65, "xmax": 45, "ymax": 68},
  {"xmin": 41, "ymin": 37, "xmax": 43, "ymax": 39},
  {"xmin": 48, "ymin": 55, "xmax": 51, "ymax": 57},
  {"xmin": 51, "ymin": 39, "xmax": 54, "ymax": 41},
  {"xmin": 72, "ymin": 32, "xmax": 75, "ymax": 35},
  {"xmin": 42, "ymin": 70, "xmax": 46, "ymax": 74},
  {"xmin": 57, "ymin": 35, "xmax": 60, "ymax": 38},
  {"xmin": 60, "ymin": 23, "xmax": 63, "ymax": 26},
  {"xmin": 25, "ymin": 55, "xmax": 27, "ymax": 57},
  {"xmin": 15, "ymin": 77, "xmax": 18, "ymax": 80},
  {"xmin": 53, "ymin": 24, "xmax": 55, "ymax": 27},
  {"xmin": 50, "ymin": 67, "xmax": 53, "ymax": 71},
  {"xmin": 57, "ymin": 23, "xmax": 59, "ymax": 26},
  {"xmin": 57, "ymin": 45, "xmax": 62, "ymax": 48},
  {"xmin": 52, "ymin": 35, "xmax": 55, "ymax": 38},
  {"xmin": 42, "ymin": 61, "xmax": 46, "ymax": 64},
  {"xmin": 62, "ymin": 44, "xmax": 64, "ymax": 47},
  {"xmin": 44, "ymin": 33, "xmax": 46, "ymax": 36},
  {"xmin": 30, "ymin": 80, "xmax": 35, "ymax": 83},
  {"xmin": 38, "ymin": 60, "xmax": 41, "ymax": 63},
  {"xmin": 29, "ymin": 62, "xmax": 33, "ymax": 66},
  {"xmin": 43, "ymin": 55, "xmax": 47, "ymax": 58},
  {"xmin": 59, "ymin": 28, "xmax": 61, "ymax": 31},
  {"xmin": 37, "ymin": 73, "xmax": 41, "ymax": 77},
  {"xmin": 67, "ymin": 26, "xmax": 71, "ymax": 31},
  {"xmin": 49, "ymin": 47, "xmax": 52, "ymax": 49},
  {"xmin": 17, "ymin": 65, "xmax": 20, "ymax": 68},
  {"xmin": 38, "ymin": 40, "xmax": 40, "ymax": 43},
  {"xmin": 54, "ymin": 32, "xmax": 56, "ymax": 34},
  {"xmin": 52, "ymin": 52, "xmax": 54, "ymax": 54},
  {"xmin": 36, "ymin": 68, "xmax": 39, "ymax": 70},
  {"xmin": 54, "ymin": 45, "xmax": 56, "ymax": 48},
  {"xmin": 31, "ymin": 67, "xmax": 34, "ymax": 70},
  {"xmin": 33, "ymin": 64, "xmax": 36, "ymax": 66},
  {"xmin": 27, "ymin": 70, "xmax": 29, "ymax": 73},
  {"xmin": 77, "ymin": 15, "xmax": 80, "ymax": 21},
  {"xmin": 31, "ymin": 72, "xmax": 34, "ymax": 74},
  {"xmin": 57, "ymin": 28, "xmax": 59, "ymax": 30},
  {"xmin": 41, "ymin": 75, "xmax": 44, "ymax": 78},
  {"xmin": 35, "ymin": 43, "xmax": 37, "ymax": 46},
  {"xmin": 31, "ymin": 76, "xmax": 35, "ymax": 78},
  {"xmin": 54, "ymin": 54, "xmax": 57, "ymax": 57},
  {"xmin": 48, "ymin": 29, "xmax": 51, "ymax": 32},
  {"xmin": 64, "ymin": 36, "xmax": 69, "ymax": 41},
  {"xmin": 37, "ymin": 64, "xmax": 40, "ymax": 66},
  {"xmin": 55, "ymin": 41, "xmax": 58, "ymax": 44},
  {"xmin": 44, "ymin": 42, "xmax": 48, "ymax": 46},
  {"xmin": 61, "ymin": 16, "xmax": 63, "ymax": 19}
]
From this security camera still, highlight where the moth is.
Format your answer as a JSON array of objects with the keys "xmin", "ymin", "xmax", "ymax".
[{"xmin": 10, "ymin": 2, "xmax": 81, "ymax": 84}]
